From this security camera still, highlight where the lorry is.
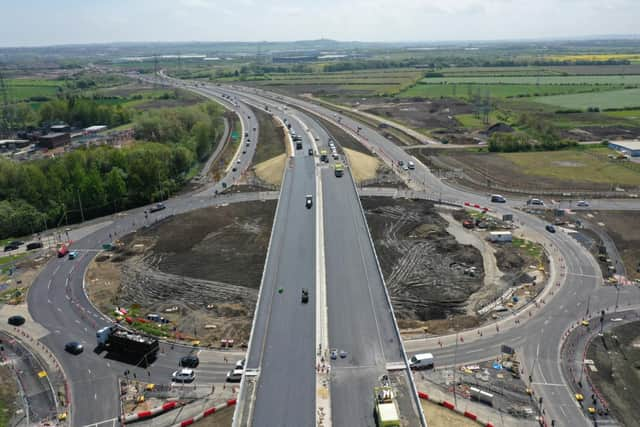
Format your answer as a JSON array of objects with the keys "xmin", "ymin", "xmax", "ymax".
[
  {"xmin": 374, "ymin": 386, "xmax": 400, "ymax": 427},
  {"xmin": 334, "ymin": 163, "xmax": 344, "ymax": 177},
  {"xmin": 320, "ymin": 150, "xmax": 328, "ymax": 163},
  {"xmin": 96, "ymin": 325, "xmax": 159, "ymax": 366},
  {"xmin": 488, "ymin": 231, "xmax": 513, "ymax": 243}
]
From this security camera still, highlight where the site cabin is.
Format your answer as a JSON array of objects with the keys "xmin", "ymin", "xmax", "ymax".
[
  {"xmin": 334, "ymin": 163, "xmax": 345, "ymax": 177},
  {"xmin": 374, "ymin": 386, "xmax": 400, "ymax": 427},
  {"xmin": 489, "ymin": 231, "xmax": 512, "ymax": 243}
]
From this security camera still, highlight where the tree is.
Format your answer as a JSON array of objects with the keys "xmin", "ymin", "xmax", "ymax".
[{"xmin": 105, "ymin": 167, "xmax": 127, "ymax": 211}]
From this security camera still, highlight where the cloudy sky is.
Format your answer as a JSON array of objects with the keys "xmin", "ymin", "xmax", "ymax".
[{"xmin": 1, "ymin": 0, "xmax": 639, "ymax": 47}]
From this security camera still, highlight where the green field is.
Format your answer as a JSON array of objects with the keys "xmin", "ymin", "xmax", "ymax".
[
  {"xmin": 422, "ymin": 75, "xmax": 640, "ymax": 85},
  {"xmin": 533, "ymin": 88, "xmax": 640, "ymax": 110},
  {"xmin": 500, "ymin": 147, "xmax": 640, "ymax": 186},
  {"xmin": 7, "ymin": 78, "xmax": 63, "ymax": 100},
  {"xmin": 397, "ymin": 83, "xmax": 606, "ymax": 99},
  {"xmin": 455, "ymin": 112, "xmax": 502, "ymax": 129}
]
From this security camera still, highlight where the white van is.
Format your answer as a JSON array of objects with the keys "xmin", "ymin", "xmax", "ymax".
[{"xmin": 409, "ymin": 353, "xmax": 434, "ymax": 370}]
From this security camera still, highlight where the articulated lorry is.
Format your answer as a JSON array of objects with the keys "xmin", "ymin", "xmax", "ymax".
[{"xmin": 97, "ymin": 325, "xmax": 159, "ymax": 366}]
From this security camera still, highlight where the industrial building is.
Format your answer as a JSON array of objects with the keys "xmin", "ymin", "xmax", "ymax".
[
  {"xmin": 608, "ymin": 140, "xmax": 640, "ymax": 157},
  {"xmin": 51, "ymin": 124, "xmax": 71, "ymax": 133},
  {"xmin": 39, "ymin": 132, "xmax": 71, "ymax": 149}
]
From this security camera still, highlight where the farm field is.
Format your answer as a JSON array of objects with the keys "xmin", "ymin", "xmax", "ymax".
[
  {"xmin": 533, "ymin": 87, "xmax": 640, "ymax": 110},
  {"xmin": 6, "ymin": 78, "xmax": 63, "ymax": 100},
  {"xmin": 397, "ymin": 82, "xmax": 609, "ymax": 99},
  {"xmin": 421, "ymin": 75, "xmax": 640, "ymax": 84}
]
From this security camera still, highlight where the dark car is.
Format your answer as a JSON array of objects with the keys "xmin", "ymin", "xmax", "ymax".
[
  {"xmin": 301, "ymin": 288, "xmax": 309, "ymax": 304},
  {"xmin": 64, "ymin": 341, "xmax": 84, "ymax": 355},
  {"xmin": 180, "ymin": 355, "xmax": 200, "ymax": 368},
  {"xmin": 4, "ymin": 245, "xmax": 19, "ymax": 252},
  {"xmin": 491, "ymin": 194, "xmax": 506, "ymax": 203},
  {"xmin": 545, "ymin": 224, "xmax": 556, "ymax": 233},
  {"xmin": 9, "ymin": 241, "xmax": 23, "ymax": 247},
  {"xmin": 26, "ymin": 242, "xmax": 43, "ymax": 251},
  {"xmin": 149, "ymin": 203, "xmax": 166, "ymax": 213},
  {"xmin": 8, "ymin": 315, "xmax": 26, "ymax": 326},
  {"xmin": 308, "ymin": 148, "xmax": 314, "ymax": 156}
]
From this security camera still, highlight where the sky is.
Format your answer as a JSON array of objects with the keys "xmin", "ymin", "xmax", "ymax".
[{"xmin": 1, "ymin": 0, "xmax": 639, "ymax": 47}]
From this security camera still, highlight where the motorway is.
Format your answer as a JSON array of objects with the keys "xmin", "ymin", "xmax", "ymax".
[
  {"xmin": 207, "ymin": 84, "xmax": 640, "ymax": 426},
  {"xmin": 20, "ymin": 71, "xmax": 640, "ymax": 427}
]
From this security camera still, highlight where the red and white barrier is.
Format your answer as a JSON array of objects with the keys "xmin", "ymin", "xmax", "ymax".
[
  {"xmin": 121, "ymin": 400, "xmax": 180, "ymax": 423},
  {"xmin": 173, "ymin": 399, "xmax": 237, "ymax": 427}
]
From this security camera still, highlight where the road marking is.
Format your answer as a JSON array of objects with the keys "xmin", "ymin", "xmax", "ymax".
[
  {"xmin": 53, "ymin": 265, "xmax": 60, "ymax": 275},
  {"xmin": 57, "ymin": 308, "xmax": 62, "ymax": 312},
  {"xmin": 94, "ymin": 393, "xmax": 97, "ymax": 400},
  {"xmin": 88, "ymin": 368, "xmax": 92, "ymax": 375},
  {"xmin": 47, "ymin": 279, "xmax": 52, "ymax": 290},
  {"xmin": 531, "ymin": 382, "xmax": 566, "ymax": 387}
]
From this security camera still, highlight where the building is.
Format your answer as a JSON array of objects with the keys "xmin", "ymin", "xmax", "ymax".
[
  {"xmin": 51, "ymin": 124, "xmax": 70, "ymax": 133},
  {"xmin": 84, "ymin": 125, "xmax": 108, "ymax": 134},
  {"xmin": 608, "ymin": 140, "xmax": 640, "ymax": 157},
  {"xmin": 39, "ymin": 132, "xmax": 70, "ymax": 149},
  {"xmin": 0, "ymin": 139, "xmax": 30, "ymax": 151}
]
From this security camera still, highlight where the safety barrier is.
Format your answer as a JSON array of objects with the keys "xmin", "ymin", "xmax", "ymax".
[
  {"xmin": 172, "ymin": 399, "xmax": 237, "ymax": 427},
  {"xmin": 120, "ymin": 400, "xmax": 180, "ymax": 423},
  {"xmin": 417, "ymin": 390, "xmax": 494, "ymax": 427}
]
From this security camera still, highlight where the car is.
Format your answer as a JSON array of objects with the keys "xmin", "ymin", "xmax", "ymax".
[
  {"xmin": 308, "ymin": 148, "xmax": 314, "ymax": 156},
  {"xmin": 232, "ymin": 167, "xmax": 237, "ymax": 172},
  {"xmin": 576, "ymin": 200, "xmax": 590, "ymax": 207},
  {"xmin": 545, "ymin": 224, "xmax": 556, "ymax": 233},
  {"xmin": 491, "ymin": 194, "xmax": 506, "ymax": 203},
  {"xmin": 402, "ymin": 165, "xmax": 409, "ymax": 171},
  {"xmin": 180, "ymin": 355, "xmax": 200, "ymax": 368},
  {"xmin": 236, "ymin": 159, "xmax": 241, "ymax": 164},
  {"xmin": 407, "ymin": 161, "xmax": 416, "ymax": 170},
  {"xmin": 226, "ymin": 368, "xmax": 243, "ymax": 382},
  {"xmin": 398, "ymin": 160, "xmax": 404, "ymax": 167},
  {"xmin": 527, "ymin": 198, "xmax": 545, "ymax": 206},
  {"xmin": 8, "ymin": 315, "xmax": 25, "ymax": 326},
  {"xmin": 64, "ymin": 341, "xmax": 84, "ymax": 355},
  {"xmin": 68, "ymin": 251, "xmax": 78, "ymax": 260},
  {"xmin": 330, "ymin": 349, "xmax": 338, "ymax": 360},
  {"xmin": 4, "ymin": 245, "xmax": 19, "ymax": 252},
  {"xmin": 149, "ymin": 203, "xmax": 166, "ymax": 213},
  {"xmin": 242, "ymin": 150, "xmax": 247, "ymax": 154},
  {"xmin": 305, "ymin": 195, "xmax": 313, "ymax": 209},
  {"xmin": 235, "ymin": 359, "xmax": 245, "ymax": 369},
  {"xmin": 26, "ymin": 242, "xmax": 43, "ymax": 251},
  {"xmin": 301, "ymin": 288, "xmax": 309, "ymax": 304},
  {"xmin": 172, "ymin": 368, "xmax": 195, "ymax": 383}
]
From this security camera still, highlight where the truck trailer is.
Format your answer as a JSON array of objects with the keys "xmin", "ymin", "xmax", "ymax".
[{"xmin": 97, "ymin": 325, "xmax": 159, "ymax": 366}]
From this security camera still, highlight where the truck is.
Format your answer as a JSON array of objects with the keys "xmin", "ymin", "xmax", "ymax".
[
  {"xmin": 409, "ymin": 353, "xmax": 434, "ymax": 370},
  {"xmin": 374, "ymin": 386, "xmax": 400, "ymax": 427},
  {"xmin": 488, "ymin": 231, "xmax": 512, "ymax": 243},
  {"xmin": 334, "ymin": 163, "xmax": 344, "ymax": 177},
  {"xmin": 96, "ymin": 325, "xmax": 159, "ymax": 366},
  {"xmin": 320, "ymin": 150, "xmax": 328, "ymax": 163}
]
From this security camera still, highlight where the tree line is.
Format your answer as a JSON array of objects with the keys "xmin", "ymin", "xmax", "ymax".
[{"xmin": 0, "ymin": 102, "xmax": 224, "ymax": 239}]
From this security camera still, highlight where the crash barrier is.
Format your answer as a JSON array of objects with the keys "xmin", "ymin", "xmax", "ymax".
[
  {"xmin": 172, "ymin": 399, "xmax": 237, "ymax": 427},
  {"xmin": 121, "ymin": 400, "xmax": 180, "ymax": 423},
  {"xmin": 417, "ymin": 390, "xmax": 494, "ymax": 427}
]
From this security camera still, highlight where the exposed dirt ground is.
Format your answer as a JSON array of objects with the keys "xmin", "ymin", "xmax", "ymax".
[
  {"xmin": 420, "ymin": 401, "xmax": 476, "ymax": 427},
  {"xmin": 362, "ymin": 197, "xmax": 484, "ymax": 323},
  {"xmin": 587, "ymin": 320, "xmax": 640, "ymax": 427},
  {"xmin": 575, "ymin": 211, "xmax": 640, "ymax": 281},
  {"xmin": 253, "ymin": 153, "xmax": 286, "ymax": 186},
  {"xmin": 86, "ymin": 201, "xmax": 276, "ymax": 346},
  {"xmin": 411, "ymin": 148, "xmax": 622, "ymax": 193},
  {"xmin": 344, "ymin": 148, "xmax": 380, "ymax": 183},
  {"xmin": 192, "ymin": 407, "xmax": 233, "ymax": 426},
  {"xmin": 0, "ymin": 364, "xmax": 18, "ymax": 427}
]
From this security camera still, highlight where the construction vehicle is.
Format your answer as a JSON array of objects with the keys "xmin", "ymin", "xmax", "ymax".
[
  {"xmin": 334, "ymin": 162, "xmax": 344, "ymax": 177},
  {"xmin": 96, "ymin": 325, "xmax": 159, "ymax": 366},
  {"xmin": 374, "ymin": 385, "xmax": 400, "ymax": 427}
]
